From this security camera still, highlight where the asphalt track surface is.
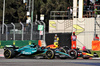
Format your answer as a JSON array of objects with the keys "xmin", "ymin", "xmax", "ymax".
[
  {"xmin": 0, "ymin": 57, "xmax": 100, "ymax": 66},
  {"xmin": 0, "ymin": 49, "xmax": 100, "ymax": 66}
]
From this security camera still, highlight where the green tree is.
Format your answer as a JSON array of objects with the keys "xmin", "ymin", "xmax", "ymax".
[
  {"xmin": 0, "ymin": 0, "xmax": 3, "ymax": 24},
  {"xmin": 0, "ymin": 0, "xmax": 73, "ymax": 31},
  {"xmin": 0, "ymin": 0, "xmax": 26, "ymax": 23},
  {"xmin": 38, "ymin": 0, "xmax": 73, "ymax": 31}
]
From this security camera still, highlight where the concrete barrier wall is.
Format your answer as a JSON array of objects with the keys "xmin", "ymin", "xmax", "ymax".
[
  {"xmin": 73, "ymin": 18, "xmax": 94, "ymax": 49},
  {"xmin": 49, "ymin": 18, "xmax": 97, "ymax": 49},
  {"xmin": 49, "ymin": 20, "xmax": 73, "ymax": 33},
  {"xmin": 96, "ymin": 18, "xmax": 100, "ymax": 37},
  {"xmin": 0, "ymin": 40, "xmax": 38, "ymax": 48}
]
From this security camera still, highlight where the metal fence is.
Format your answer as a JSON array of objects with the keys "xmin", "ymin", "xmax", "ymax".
[
  {"xmin": 50, "ymin": 11, "xmax": 73, "ymax": 20},
  {"xmin": 50, "ymin": 5, "xmax": 100, "ymax": 20},
  {"xmin": 0, "ymin": 24, "xmax": 1, "ymax": 41},
  {"xmin": 0, "ymin": 21, "xmax": 45, "ymax": 41}
]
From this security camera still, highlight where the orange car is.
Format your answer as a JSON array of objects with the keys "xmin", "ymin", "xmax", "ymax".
[{"xmin": 46, "ymin": 42, "xmax": 59, "ymax": 49}]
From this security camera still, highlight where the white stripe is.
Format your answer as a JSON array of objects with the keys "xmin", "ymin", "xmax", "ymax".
[{"xmin": 92, "ymin": 57, "xmax": 100, "ymax": 59}]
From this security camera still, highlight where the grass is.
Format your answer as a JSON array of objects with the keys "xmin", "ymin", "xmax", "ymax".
[
  {"xmin": 79, "ymin": 49, "xmax": 100, "ymax": 57},
  {"xmin": 91, "ymin": 51, "xmax": 100, "ymax": 57}
]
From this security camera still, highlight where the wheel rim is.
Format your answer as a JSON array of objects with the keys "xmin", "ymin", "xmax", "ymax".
[
  {"xmin": 4, "ymin": 50, "xmax": 11, "ymax": 58},
  {"xmin": 46, "ymin": 51, "xmax": 52, "ymax": 58},
  {"xmin": 69, "ymin": 50, "xmax": 76, "ymax": 58}
]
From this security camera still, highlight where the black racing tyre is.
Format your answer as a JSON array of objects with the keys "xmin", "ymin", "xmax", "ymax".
[
  {"xmin": 83, "ymin": 50, "xmax": 91, "ymax": 54},
  {"xmin": 63, "ymin": 46, "xmax": 70, "ymax": 50},
  {"xmin": 63, "ymin": 46, "xmax": 70, "ymax": 53},
  {"xmin": 87, "ymin": 50, "xmax": 91, "ymax": 54},
  {"xmin": 45, "ymin": 49, "xmax": 55, "ymax": 59},
  {"xmin": 59, "ymin": 48, "xmax": 67, "ymax": 59},
  {"xmin": 4, "ymin": 49, "xmax": 15, "ymax": 59},
  {"xmin": 68, "ymin": 49, "xmax": 78, "ymax": 59},
  {"xmin": 60, "ymin": 48, "xmax": 66, "ymax": 53},
  {"xmin": 93, "ymin": 52, "xmax": 99, "ymax": 57},
  {"xmin": 82, "ymin": 55, "xmax": 90, "ymax": 59}
]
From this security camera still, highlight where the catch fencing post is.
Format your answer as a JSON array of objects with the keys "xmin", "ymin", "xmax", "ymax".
[
  {"xmin": 20, "ymin": 22, "xmax": 24, "ymax": 41},
  {"xmin": 30, "ymin": 22, "xmax": 33, "ymax": 40},
  {"xmin": 4, "ymin": 24, "xmax": 8, "ymax": 41},
  {"xmin": 41, "ymin": 21, "xmax": 45, "ymax": 42},
  {"xmin": 35, "ymin": 21, "xmax": 42, "ymax": 40},
  {"xmin": 11, "ymin": 23, "xmax": 15, "ymax": 40}
]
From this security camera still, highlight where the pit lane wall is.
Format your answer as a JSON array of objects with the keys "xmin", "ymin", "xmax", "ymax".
[
  {"xmin": 0, "ymin": 40, "xmax": 38, "ymax": 48},
  {"xmin": 49, "ymin": 18, "xmax": 98, "ymax": 49}
]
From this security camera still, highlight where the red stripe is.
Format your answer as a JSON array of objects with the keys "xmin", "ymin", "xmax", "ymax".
[{"xmin": 0, "ymin": 54, "xmax": 4, "ymax": 56}]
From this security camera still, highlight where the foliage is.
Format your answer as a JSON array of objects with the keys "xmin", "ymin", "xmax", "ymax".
[
  {"xmin": 0, "ymin": 0, "xmax": 73, "ymax": 30},
  {"xmin": 0, "ymin": 0, "xmax": 26, "ymax": 24}
]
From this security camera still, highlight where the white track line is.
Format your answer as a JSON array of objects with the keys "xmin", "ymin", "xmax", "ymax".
[{"xmin": 92, "ymin": 57, "xmax": 100, "ymax": 59}]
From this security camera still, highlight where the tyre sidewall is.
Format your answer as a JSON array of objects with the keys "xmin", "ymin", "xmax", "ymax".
[
  {"xmin": 68, "ymin": 49, "xmax": 77, "ymax": 59},
  {"xmin": 4, "ymin": 49, "xmax": 15, "ymax": 59},
  {"xmin": 45, "ymin": 49, "xmax": 55, "ymax": 59}
]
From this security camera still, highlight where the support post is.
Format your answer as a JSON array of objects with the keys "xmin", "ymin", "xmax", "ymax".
[
  {"xmin": 41, "ymin": 21, "xmax": 45, "ymax": 42},
  {"xmin": 30, "ymin": 22, "xmax": 33, "ymax": 40},
  {"xmin": 4, "ymin": 24, "xmax": 8, "ymax": 41},
  {"xmin": 11, "ymin": 23, "xmax": 15, "ymax": 40},
  {"xmin": 30, "ymin": 0, "xmax": 34, "ymax": 40},
  {"xmin": 0, "ymin": 25, "xmax": 1, "ymax": 40},
  {"xmin": 2, "ymin": 0, "xmax": 5, "ymax": 34},
  {"xmin": 35, "ymin": 21, "xmax": 41, "ymax": 40},
  {"xmin": 20, "ymin": 22, "xmax": 24, "ymax": 41},
  {"xmin": 78, "ymin": 0, "xmax": 83, "ymax": 18},
  {"xmin": 73, "ymin": 0, "xmax": 77, "ymax": 18}
]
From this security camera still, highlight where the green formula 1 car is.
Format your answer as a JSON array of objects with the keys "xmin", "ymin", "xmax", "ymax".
[{"xmin": 4, "ymin": 44, "xmax": 73, "ymax": 59}]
